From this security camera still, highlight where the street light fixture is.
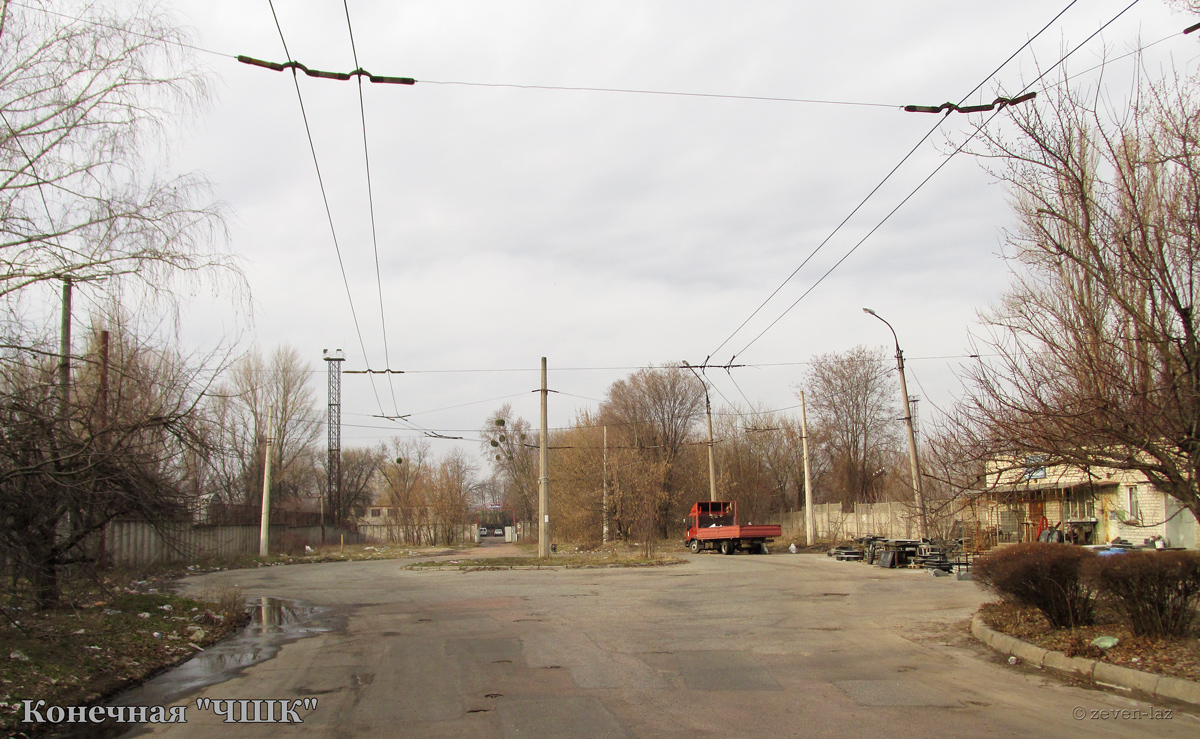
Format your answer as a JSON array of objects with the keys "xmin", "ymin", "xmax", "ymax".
[{"xmin": 862, "ymin": 307, "xmax": 928, "ymax": 539}]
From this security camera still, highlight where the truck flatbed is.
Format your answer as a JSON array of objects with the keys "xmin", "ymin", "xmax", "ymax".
[{"xmin": 693, "ymin": 524, "xmax": 783, "ymax": 541}]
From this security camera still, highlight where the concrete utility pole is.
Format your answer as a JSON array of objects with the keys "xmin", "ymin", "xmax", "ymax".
[
  {"xmin": 862, "ymin": 308, "xmax": 927, "ymax": 539},
  {"xmin": 538, "ymin": 357, "xmax": 551, "ymax": 558},
  {"xmin": 259, "ymin": 414, "xmax": 274, "ymax": 557},
  {"xmin": 683, "ymin": 362, "xmax": 718, "ymax": 502},
  {"xmin": 602, "ymin": 425, "xmax": 609, "ymax": 544},
  {"xmin": 59, "ymin": 279, "xmax": 72, "ymax": 428},
  {"xmin": 704, "ymin": 395, "xmax": 717, "ymax": 502},
  {"xmin": 800, "ymin": 390, "xmax": 815, "ymax": 546}
]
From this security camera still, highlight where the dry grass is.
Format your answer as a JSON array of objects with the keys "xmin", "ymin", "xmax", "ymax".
[
  {"xmin": 0, "ymin": 576, "xmax": 250, "ymax": 737},
  {"xmin": 979, "ymin": 601, "xmax": 1200, "ymax": 681},
  {"xmin": 198, "ymin": 579, "xmax": 245, "ymax": 620}
]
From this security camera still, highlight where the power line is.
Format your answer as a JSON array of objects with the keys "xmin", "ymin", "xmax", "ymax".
[
  {"xmin": 24, "ymin": 0, "xmax": 1188, "ymax": 120},
  {"xmin": 9, "ymin": 0, "xmax": 238, "ymax": 59},
  {"xmin": 723, "ymin": 0, "xmax": 1143, "ymax": 362},
  {"xmin": 421, "ymin": 79, "xmax": 903, "ymax": 109},
  {"xmin": 265, "ymin": 0, "xmax": 385, "ymax": 416},
  {"xmin": 337, "ymin": 354, "xmax": 996, "ymax": 375},
  {"xmin": 374, "ymin": 391, "xmax": 531, "ymax": 419},
  {"xmin": 708, "ymin": 0, "xmax": 1083, "ymax": 362},
  {"xmin": 723, "ymin": 366, "xmax": 755, "ymax": 408},
  {"xmin": 341, "ymin": 0, "xmax": 400, "ymax": 417}
]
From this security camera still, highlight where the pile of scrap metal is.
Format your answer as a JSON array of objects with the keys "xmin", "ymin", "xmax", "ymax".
[
  {"xmin": 828, "ymin": 537, "xmax": 976, "ymax": 572},
  {"xmin": 827, "ymin": 535, "xmax": 888, "ymax": 562},
  {"xmin": 827, "ymin": 543, "xmax": 863, "ymax": 561},
  {"xmin": 873, "ymin": 539, "xmax": 921, "ymax": 568},
  {"xmin": 913, "ymin": 541, "xmax": 960, "ymax": 572}
]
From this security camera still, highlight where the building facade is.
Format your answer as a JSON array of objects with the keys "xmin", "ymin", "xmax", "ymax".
[{"xmin": 974, "ymin": 460, "xmax": 1197, "ymax": 549}]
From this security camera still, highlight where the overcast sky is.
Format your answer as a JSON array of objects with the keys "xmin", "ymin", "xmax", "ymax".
[{"xmin": 62, "ymin": 1, "xmax": 1199, "ymax": 452}]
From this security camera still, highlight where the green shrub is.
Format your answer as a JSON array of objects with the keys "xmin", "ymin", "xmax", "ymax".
[
  {"xmin": 1085, "ymin": 551, "xmax": 1200, "ymax": 637},
  {"xmin": 973, "ymin": 542, "xmax": 1098, "ymax": 628}
]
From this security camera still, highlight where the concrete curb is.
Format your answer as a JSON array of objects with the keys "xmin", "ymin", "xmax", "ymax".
[{"xmin": 970, "ymin": 615, "xmax": 1200, "ymax": 708}]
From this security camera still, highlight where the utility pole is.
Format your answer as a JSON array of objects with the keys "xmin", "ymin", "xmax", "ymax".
[
  {"xmin": 259, "ymin": 414, "xmax": 274, "ymax": 557},
  {"xmin": 97, "ymin": 330, "xmax": 110, "ymax": 435},
  {"xmin": 682, "ymin": 361, "xmax": 718, "ymax": 501},
  {"xmin": 704, "ymin": 393, "xmax": 717, "ymax": 502},
  {"xmin": 323, "ymin": 349, "xmax": 344, "ymax": 534},
  {"xmin": 895, "ymin": 352, "xmax": 927, "ymax": 539},
  {"xmin": 58, "ymin": 279, "xmax": 72, "ymax": 428},
  {"xmin": 602, "ymin": 425, "xmax": 609, "ymax": 544},
  {"xmin": 538, "ymin": 357, "xmax": 551, "ymax": 558},
  {"xmin": 862, "ymin": 308, "xmax": 927, "ymax": 538},
  {"xmin": 800, "ymin": 390, "xmax": 814, "ymax": 546}
]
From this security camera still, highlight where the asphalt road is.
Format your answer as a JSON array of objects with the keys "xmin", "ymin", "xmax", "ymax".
[{"xmin": 130, "ymin": 546, "xmax": 1200, "ymax": 738}]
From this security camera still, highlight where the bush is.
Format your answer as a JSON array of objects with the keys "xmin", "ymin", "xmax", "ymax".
[
  {"xmin": 1085, "ymin": 551, "xmax": 1200, "ymax": 637},
  {"xmin": 973, "ymin": 543, "xmax": 1098, "ymax": 628}
]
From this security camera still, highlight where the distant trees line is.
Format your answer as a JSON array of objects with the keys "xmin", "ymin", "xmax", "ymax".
[{"xmin": 480, "ymin": 351, "xmax": 938, "ymax": 551}]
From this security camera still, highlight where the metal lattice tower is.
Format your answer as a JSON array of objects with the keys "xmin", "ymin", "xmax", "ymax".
[{"xmin": 324, "ymin": 349, "xmax": 344, "ymax": 527}]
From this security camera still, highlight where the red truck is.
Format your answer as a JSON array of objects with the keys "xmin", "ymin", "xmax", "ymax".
[{"xmin": 685, "ymin": 501, "xmax": 782, "ymax": 555}]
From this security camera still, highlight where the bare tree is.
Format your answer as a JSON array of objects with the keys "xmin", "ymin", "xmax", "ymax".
[
  {"xmin": 0, "ymin": 324, "xmax": 215, "ymax": 607},
  {"xmin": 545, "ymin": 415, "xmax": 605, "ymax": 544},
  {"xmin": 207, "ymin": 345, "xmax": 321, "ymax": 509},
  {"xmin": 799, "ymin": 346, "xmax": 901, "ymax": 508},
  {"xmin": 714, "ymin": 407, "xmax": 804, "ymax": 522},
  {"xmin": 0, "ymin": 1, "xmax": 238, "ymax": 306},
  {"xmin": 378, "ymin": 438, "xmax": 433, "ymax": 544},
  {"xmin": 337, "ymin": 447, "xmax": 382, "ymax": 523},
  {"xmin": 480, "ymin": 405, "xmax": 538, "ymax": 522},
  {"xmin": 600, "ymin": 366, "xmax": 704, "ymax": 535},
  {"xmin": 960, "ymin": 66, "xmax": 1200, "ymax": 528},
  {"xmin": 428, "ymin": 449, "xmax": 476, "ymax": 545}
]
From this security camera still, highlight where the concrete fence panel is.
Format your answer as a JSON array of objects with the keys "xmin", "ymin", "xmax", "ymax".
[
  {"xmin": 102, "ymin": 521, "xmax": 360, "ymax": 566},
  {"xmin": 768, "ymin": 501, "xmax": 921, "ymax": 543}
]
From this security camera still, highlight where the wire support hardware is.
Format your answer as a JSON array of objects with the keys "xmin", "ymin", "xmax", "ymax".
[{"xmin": 236, "ymin": 55, "xmax": 415, "ymax": 85}]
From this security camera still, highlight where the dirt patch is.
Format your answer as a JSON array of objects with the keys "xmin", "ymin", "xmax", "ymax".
[
  {"xmin": 0, "ymin": 580, "xmax": 249, "ymax": 737},
  {"xmin": 405, "ymin": 554, "xmax": 687, "ymax": 570},
  {"xmin": 979, "ymin": 601, "xmax": 1200, "ymax": 682}
]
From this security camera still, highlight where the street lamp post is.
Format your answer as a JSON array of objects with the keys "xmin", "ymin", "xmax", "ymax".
[{"xmin": 862, "ymin": 307, "xmax": 928, "ymax": 539}]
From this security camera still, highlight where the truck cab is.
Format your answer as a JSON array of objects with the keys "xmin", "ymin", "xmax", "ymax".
[{"xmin": 686, "ymin": 501, "xmax": 736, "ymax": 539}]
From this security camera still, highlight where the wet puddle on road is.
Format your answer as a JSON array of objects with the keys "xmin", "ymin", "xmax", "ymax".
[
  {"xmin": 115, "ymin": 597, "xmax": 342, "ymax": 708},
  {"xmin": 54, "ymin": 598, "xmax": 345, "ymax": 737}
]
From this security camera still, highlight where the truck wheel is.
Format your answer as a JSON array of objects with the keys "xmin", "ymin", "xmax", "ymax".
[
  {"xmin": 689, "ymin": 539, "xmax": 701, "ymax": 554},
  {"xmin": 720, "ymin": 540, "xmax": 734, "ymax": 555}
]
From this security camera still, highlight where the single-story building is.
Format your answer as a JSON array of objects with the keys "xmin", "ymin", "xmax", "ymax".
[{"xmin": 970, "ymin": 460, "xmax": 1197, "ymax": 549}]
